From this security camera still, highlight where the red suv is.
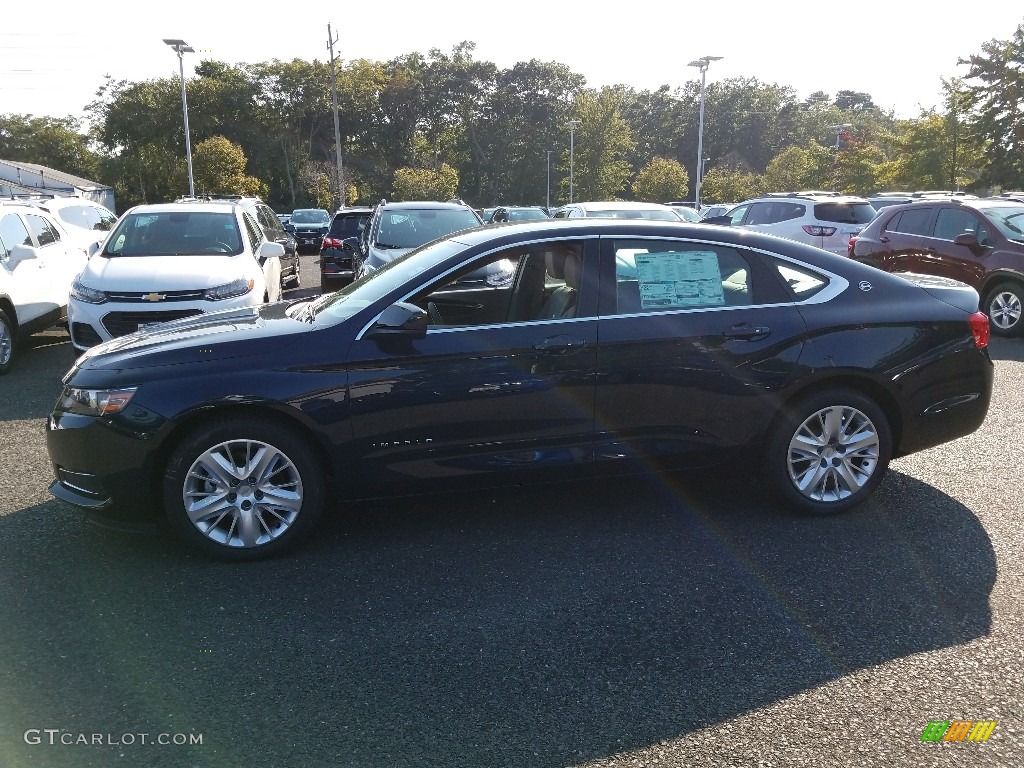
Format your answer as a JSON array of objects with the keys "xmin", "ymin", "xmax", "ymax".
[{"xmin": 850, "ymin": 197, "xmax": 1024, "ymax": 336}]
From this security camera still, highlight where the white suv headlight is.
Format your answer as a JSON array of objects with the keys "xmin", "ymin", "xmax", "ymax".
[
  {"xmin": 70, "ymin": 277, "xmax": 107, "ymax": 304},
  {"xmin": 203, "ymin": 277, "xmax": 255, "ymax": 301}
]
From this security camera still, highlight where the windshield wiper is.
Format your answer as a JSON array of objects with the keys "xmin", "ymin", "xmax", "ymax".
[{"xmin": 375, "ymin": 242, "xmax": 400, "ymax": 249}]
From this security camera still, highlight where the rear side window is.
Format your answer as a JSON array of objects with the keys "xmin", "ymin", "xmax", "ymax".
[
  {"xmin": 771, "ymin": 260, "xmax": 829, "ymax": 300},
  {"xmin": 609, "ymin": 239, "xmax": 754, "ymax": 314},
  {"xmin": 0, "ymin": 213, "xmax": 32, "ymax": 257},
  {"xmin": 25, "ymin": 214, "xmax": 61, "ymax": 246},
  {"xmin": 814, "ymin": 203, "xmax": 876, "ymax": 224},
  {"xmin": 886, "ymin": 207, "xmax": 933, "ymax": 235}
]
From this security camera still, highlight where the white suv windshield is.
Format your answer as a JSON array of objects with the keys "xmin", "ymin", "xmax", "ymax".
[{"xmin": 105, "ymin": 212, "xmax": 243, "ymax": 256}]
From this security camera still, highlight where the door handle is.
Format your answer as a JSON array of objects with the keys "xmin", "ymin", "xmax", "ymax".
[
  {"xmin": 533, "ymin": 336, "xmax": 587, "ymax": 354},
  {"xmin": 879, "ymin": 236, "xmax": 890, "ymax": 243},
  {"xmin": 722, "ymin": 324, "xmax": 771, "ymax": 341}
]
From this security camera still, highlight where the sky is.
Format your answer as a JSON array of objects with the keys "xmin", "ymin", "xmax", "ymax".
[{"xmin": 3, "ymin": 2, "xmax": 1022, "ymax": 125}]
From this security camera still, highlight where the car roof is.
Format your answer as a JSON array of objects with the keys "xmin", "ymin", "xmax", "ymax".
[
  {"xmin": 570, "ymin": 201, "xmax": 678, "ymax": 210},
  {"xmin": 379, "ymin": 201, "xmax": 474, "ymax": 210},
  {"xmin": 128, "ymin": 202, "xmax": 240, "ymax": 214}
]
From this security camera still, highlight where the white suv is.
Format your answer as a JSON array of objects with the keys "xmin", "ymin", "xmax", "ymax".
[
  {"xmin": 725, "ymin": 193, "xmax": 877, "ymax": 255},
  {"xmin": 68, "ymin": 201, "xmax": 284, "ymax": 355},
  {"xmin": 29, "ymin": 196, "xmax": 118, "ymax": 255},
  {"xmin": 0, "ymin": 200, "xmax": 89, "ymax": 373}
]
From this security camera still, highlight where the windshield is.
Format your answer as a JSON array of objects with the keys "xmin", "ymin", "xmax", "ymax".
[
  {"xmin": 980, "ymin": 206, "xmax": 1024, "ymax": 241},
  {"xmin": 506, "ymin": 208, "xmax": 549, "ymax": 221},
  {"xmin": 312, "ymin": 238, "xmax": 469, "ymax": 322},
  {"xmin": 103, "ymin": 211, "xmax": 242, "ymax": 256},
  {"xmin": 587, "ymin": 209, "xmax": 680, "ymax": 221},
  {"xmin": 291, "ymin": 210, "xmax": 330, "ymax": 224},
  {"xmin": 375, "ymin": 209, "xmax": 481, "ymax": 249}
]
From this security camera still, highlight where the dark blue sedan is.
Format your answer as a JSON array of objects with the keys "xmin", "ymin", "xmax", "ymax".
[{"xmin": 47, "ymin": 219, "xmax": 993, "ymax": 560}]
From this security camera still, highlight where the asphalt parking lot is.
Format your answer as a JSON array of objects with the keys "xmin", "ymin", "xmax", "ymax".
[{"xmin": 1, "ymin": 254, "xmax": 1022, "ymax": 767}]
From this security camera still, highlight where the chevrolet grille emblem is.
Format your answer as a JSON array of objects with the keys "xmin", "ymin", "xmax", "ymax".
[{"xmin": 142, "ymin": 293, "xmax": 167, "ymax": 302}]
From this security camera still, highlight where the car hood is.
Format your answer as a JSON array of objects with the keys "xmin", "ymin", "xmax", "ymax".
[
  {"xmin": 73, "ymin": 303, "xmax": 307, "ymax": 372},
  {"xmin": 82, "ymin": 253, "xmax": 252, "ymax": 290}
]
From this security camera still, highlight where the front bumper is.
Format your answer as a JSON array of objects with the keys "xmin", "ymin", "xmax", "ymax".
[
  {"xmin": 68, "ymin": 292, "xmax": 265, "ymax": 352},
  {"xmin": 46, "ymin": 407, "xmax": 169, "ymax": 521}
]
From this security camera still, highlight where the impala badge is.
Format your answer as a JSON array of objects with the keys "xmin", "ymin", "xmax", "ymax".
[{"xmin": 142, "ymin": 293, "xmax": 167, "ymax": 302}]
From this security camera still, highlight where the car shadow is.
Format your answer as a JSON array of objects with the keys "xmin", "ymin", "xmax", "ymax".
[
  {"xmin": 0, "ymin": 467, "xmax": 994, "ymax": 767},
  {"xmin": 1, "ymin": 327, "xmax": 77, "ymax": 421}
]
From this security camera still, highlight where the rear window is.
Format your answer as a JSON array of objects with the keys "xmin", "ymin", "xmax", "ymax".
[
  {"xmin": 329, "ymin": 213, "xmax": 370, "ymax": 238},
  {"xmin": 813, "ymin": 203, "xmax": 876, "ymax": 224}
]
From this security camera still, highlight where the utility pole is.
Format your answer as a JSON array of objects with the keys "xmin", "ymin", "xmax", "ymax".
[
  {"xmin": 567, "ymin": 120, "xmax": 580, "ymax": 204},
  {"xmin": 327, "ymin": 23, "xmax": 345, "ymax": 208}
]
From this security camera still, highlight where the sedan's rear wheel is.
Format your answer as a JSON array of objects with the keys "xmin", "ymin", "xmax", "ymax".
[
  {"xmin": 766, "ymin": 389, "xmax": 891, "ymax": 514},
  {"xmin": 984, "ymin": 281, "xmax": 1023, "ymax": 337},
  {"xmin": 163, "ymin": 419, "xmax": 325, "ymax": 560}
]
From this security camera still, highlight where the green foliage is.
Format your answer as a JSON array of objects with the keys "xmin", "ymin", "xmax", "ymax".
[
  {"xmin": 0, "ymin": 114, "xmax": 100, "ymax": 180},
  {"xmin": 392, "ymin": 163, "xmax": 459, "ymax": 200},
  {"xmin": 956, "ymin": 22, "xmax": 1024, "ymax": 189},
  {"xmin": 632, "ymin": 157, "xmax": 689, "ymax": 202},
  {"xmin": 192, "ymin": 136, "xmax": 266, "ymax": 198},
  {"xmin": 699, "ymin": 166, "xmax": 763, "ymax": 203},
  {"xmin": 560, "ymin": 88, "xmax": 635, "ymax": 202}
]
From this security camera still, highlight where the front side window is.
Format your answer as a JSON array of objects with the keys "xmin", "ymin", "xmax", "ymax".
[
  {"xmin": 609, "ymin": 239, "xmax": 753, "ymax": 315},
  {"xmin": 0, "ymin": 213, "xmax": 32, "ymax": 258},
  {"xmin": 728, "ymin": 205, "xmax": 749, "ymax": 225},
  {"xmin": 933, "ymin": 208, "xmax": 984, "ymax": 241},
  {"xmin": 242, "ymin": 213, "xmax": 263, "ymax": 251},
  {"xmin": 104, "ymin": 212, "xmax": 243, "ymax": 256}
]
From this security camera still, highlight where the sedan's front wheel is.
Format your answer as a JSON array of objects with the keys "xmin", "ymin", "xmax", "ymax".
[
  {"xmin": 163, "ymin": 419, "xmax": 325, "ymax": 560},
  {"xmin": 766, "ymin": 389, "xmax": 892, "ymax": 515}
]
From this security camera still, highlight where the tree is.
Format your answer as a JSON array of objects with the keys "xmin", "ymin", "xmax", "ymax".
[
  {"xmin": 192, "ymin": 136, "xmax": 266, "ymax": 198},
  {"xmin": 699, "ymin": 166, "xmax": 763, "ymax": 203},
  {"xmin": 560, "ymin": 88, "xmax": 634, "ymax": 201},
  {"xmin": 392, "ymin": 163, "xmax": 459, "ymax": 200},
  {"xmin": 0, "ymin": 114, "xmax": 100, "ymax": 180},
  {"xmin": 632, "ymin": 157, "xmax": 689, "ymax": 201},
  {"xmin": 763, "ymin": 141, "xmax": 834, "ymax": 192},
  {"xmin": 957, "ymin": 21, "xmax": 1024, "ymax": 189}
]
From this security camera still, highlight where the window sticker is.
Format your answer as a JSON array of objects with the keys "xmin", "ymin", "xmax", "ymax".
[{"xmin": 635, "ymin": 250, "xmax": 724, "ymax": 308}]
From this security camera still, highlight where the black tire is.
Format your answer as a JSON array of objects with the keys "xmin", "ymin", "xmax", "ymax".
[
  {"xmin": 0, "ymin": 308, "xmax": 14, "ymax": 375},
  {"xmin": 162, "ymin": 418, "xmax": 326, "ymax": 561},
  {"xmin": 765, "ymin": 388, "xmax": 892, "ymax": 515},
  {"xmin": 983, "ymin": 281, "xmax": 1024, "ymax": 337}
]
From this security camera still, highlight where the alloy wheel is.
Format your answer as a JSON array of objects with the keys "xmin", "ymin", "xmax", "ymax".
[
  {"xmin": 182, "ymin": 439, "xmax": 303, "ymax": 548},
  {"xmin": 989, "ymin": 289, "xmax": 1022, "ymax": 332},
  {"xmin": 786, "ymin": 405, "xmax": 880, "ymax": 503}
]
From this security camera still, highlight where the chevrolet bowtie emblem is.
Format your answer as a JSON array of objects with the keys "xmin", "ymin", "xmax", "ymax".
[{"xmin": 142, "ymin": 293, "xmax": 167, "ymax": 302}]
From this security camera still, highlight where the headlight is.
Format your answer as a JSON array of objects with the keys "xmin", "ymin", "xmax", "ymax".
[
  {"xmin": 57, "ymin": 387, "xmax": 137, "ymax": 416},
  {"xmin": 70, "ymin": 277, "xmax": 107, "ymax": 304},
  {"xmin": 203, "ymin": 277, "xmax": 254, "ymax": 301}
]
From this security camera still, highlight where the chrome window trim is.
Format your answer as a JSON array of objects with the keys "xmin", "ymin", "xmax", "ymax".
[{"xmin": 355, "ymin": 233, "xmax": 848, "ymax": 339}]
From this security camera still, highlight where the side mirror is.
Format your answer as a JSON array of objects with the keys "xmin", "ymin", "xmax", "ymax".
[
  {"xmin": 953, "ymin": 232, "xmax": 985, "ymax": 254},
  {"xmin": 88, "ymin": 241, "xmax": 101, "ymax": 257},
  {"xmin": 701, "ymin": 216, "xmax": 733, "ymax": 227},
  {"xmin": 258, "ymin": 241, "xmax": 286, "ymax": 261},
  {"xmin": 6, "ymin": 244, "xmax": 39, "ymax": 267},
  {"xmin": 341, "ymin": 237, "xmax": 359, "ymax": 252},
  {"xmin": 367, "ymin": 301, "xmax": 428, "ymax": 339}
]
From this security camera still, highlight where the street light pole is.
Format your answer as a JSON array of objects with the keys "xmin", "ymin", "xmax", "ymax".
[
  {"xmin": 546, "ymin": 150, "xmax": 553, "ymax": 211},
  {"xmin": 327, "ymin": 23, "xmax": 345, "ymax": 208},
  {"xmin": 567, "ymin": 120, "xmax": 580, "ymax": 204},
  {"xmin": 687, "ymin": 55, "xmax": 722, "ymax": 209},
  {"xmin": 163, "ymin": 39, "xmax": 195, "ymax": 197}
]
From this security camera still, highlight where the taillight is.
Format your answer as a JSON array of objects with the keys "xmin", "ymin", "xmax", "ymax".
[
  {"xmin": 322, "ymin": 237, "xmax": 341, "ymax": 249},
  {"xmin": 803, "ymin": 225, "xmax": 838, "ymax": 237},
  {"xmin": 968, "ymin": 311, "xmax": 989, "ymax": 349},
  {"xmin": 848, "ymin": 236, "xmax": 858, "ymax": 257}
]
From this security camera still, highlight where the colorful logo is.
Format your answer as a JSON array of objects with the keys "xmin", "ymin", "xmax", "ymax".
[{"xmin": 920, "ymin": 720, "xmax": 997, "ymax": 742}]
